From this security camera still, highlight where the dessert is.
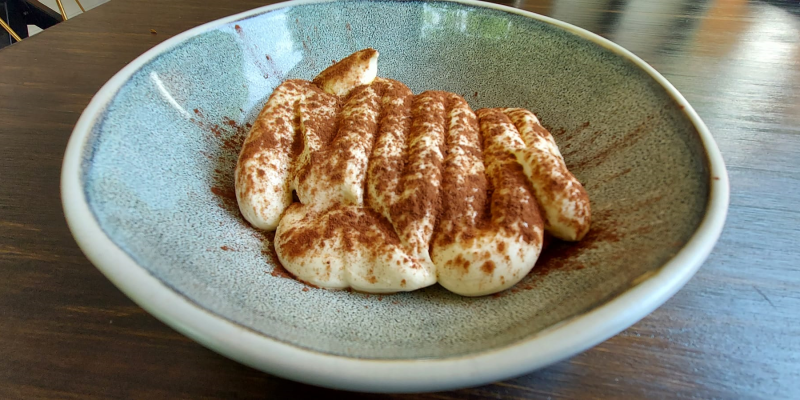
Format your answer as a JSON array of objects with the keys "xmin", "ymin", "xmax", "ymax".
[{"xmin": 235, "ymin": 49, "xmax": 590, "ymax": 296}]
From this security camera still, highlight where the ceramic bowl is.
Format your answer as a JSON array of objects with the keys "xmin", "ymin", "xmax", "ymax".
[{"xmin": 61, "ymin": 0, "xmax": 728, "ymax": 392}]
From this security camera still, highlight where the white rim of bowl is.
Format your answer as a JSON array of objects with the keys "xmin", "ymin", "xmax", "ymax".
[{"xmin": 61, "ymin": 0, "xmax": 729, "ymax": 393}]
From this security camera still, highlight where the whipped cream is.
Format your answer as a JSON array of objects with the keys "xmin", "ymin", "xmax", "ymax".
[
  {"xmin": 235, "ymin": 80, "xmax": 329, "ymax": 230},
  {"xmin": 434, "ymin": 108, "xmax": 544, "ymax": 296},
  {"xmin": 503, "ymin": 108, "xmax": 591, "ymax": 241},
  {"xmin": 275, "ymin": 204, "xmax": 436, "ymax": 292}
]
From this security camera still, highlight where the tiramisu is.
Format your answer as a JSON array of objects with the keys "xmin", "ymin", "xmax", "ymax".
[{"xmin": 235, "ymin": 49, "xmax": 590, "ymax": 296}]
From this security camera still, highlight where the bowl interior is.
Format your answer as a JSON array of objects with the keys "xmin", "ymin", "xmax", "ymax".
[{"xmin": 80, "ymin": 0, "xmax": 709, "ymax": 359}]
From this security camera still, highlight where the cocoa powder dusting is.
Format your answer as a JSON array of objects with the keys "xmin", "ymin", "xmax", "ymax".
[
  {"xmin": 290, "ymin": 112, "xmax": 304, "ymax": 159},
  {"xmin": 491, "ymin": 192, "xmax": 667, "ymax": 299},
  {"xmin": 261, "ymin": 231, "xmax": 294, "ymax": 280},
  {"xmin": 270, "ymin": 265, "xmax": 294, "ymax": 279},
  {"xmin": 537, "ymin": 209, "xmax": 618, "ymax": 270},
  {"xmin": 560, "ymin": 116, "xmax": 655, "ymax": 171},
  {"xmin": 278, "ymin": 204, "xmax": 403, "ymax": 260},
  {"xmin": 390, "ymin": 91, "xmax": 448, "ymax": 246},
  {"xmin": 366, "ymin": 79, "xmax": 413, "ymax": 217},
  {"xmin": 191, "ymin": 108, "xmax": 249, "ymax": 218},
  {"xmin": 210, "ymin": 186, "xmax": 236, "ymax": 202},
  {"xmin": 433, "ymin": 94, "xmax": 488, "ymax": 249},
  {"xmin": 480, "ymin": 261, "xmax": 496, "ymax": 274}
]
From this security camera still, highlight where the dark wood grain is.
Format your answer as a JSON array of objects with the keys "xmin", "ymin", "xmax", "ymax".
[{"xmin": 1, "ymin": 0, "xmax": 799, "ymax": 398}]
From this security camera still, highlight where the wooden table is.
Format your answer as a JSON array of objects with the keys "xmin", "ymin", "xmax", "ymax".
[{"xmin": 1, "ymin": 0, "xmax": 798, "ymax": 398}]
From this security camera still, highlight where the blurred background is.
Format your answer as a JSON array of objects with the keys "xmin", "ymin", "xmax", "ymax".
[
  {"xmin": 1, "ymin": 0, "xmax": 108, "ymax": 45},
  {"xmin": 28, "ymin": 0, "xmax": 108, "ymax": 34}
]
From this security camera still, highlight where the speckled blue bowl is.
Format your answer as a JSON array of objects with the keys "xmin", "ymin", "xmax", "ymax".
[{"xmin": 62, "ymin": 0, "xmax": 728, "ymax": 393}]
